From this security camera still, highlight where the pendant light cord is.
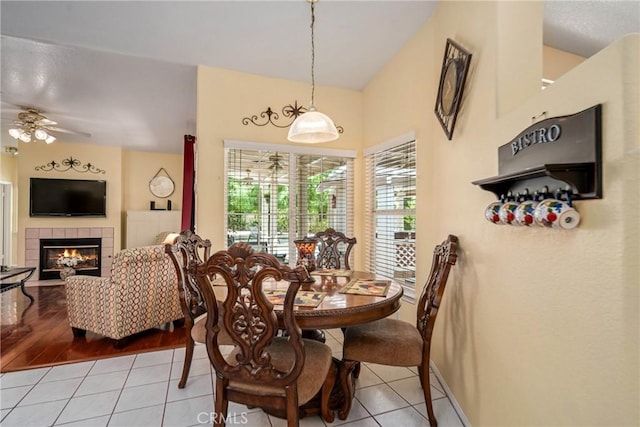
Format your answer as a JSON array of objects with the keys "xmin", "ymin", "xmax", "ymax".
[{"xmin": 310, "ymin": 0, "xmax": 316, "ymax": 108}]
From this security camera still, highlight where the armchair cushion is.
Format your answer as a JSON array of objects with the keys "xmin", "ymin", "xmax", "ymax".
[{"xmin": 65, "ymin": 245, "xmax": 183, "ymax": 341}]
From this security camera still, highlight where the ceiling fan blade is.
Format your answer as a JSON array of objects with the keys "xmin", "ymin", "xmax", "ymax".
[
  {"xmin": 46, "ymin": 126, "xmax": 91, "ymax": 138},
  {"xmin": 38, "ymin": 118, "xmax": 58, "ymax": 126}
]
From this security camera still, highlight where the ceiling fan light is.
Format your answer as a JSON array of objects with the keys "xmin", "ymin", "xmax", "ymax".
[
  {"xmin": 288, "ymin": 108, "xmax": 339, "ymax": 143},
  {"xmin": 34, "ymin": 129, "xmax": 48, "ymax": 140},
  {"xmin": 8, "ymin": 128, "xmax": 22, "ymax": 139},
  {"xmin": 19, "ymin": 132, "xmax": 32, "ymax": 143},
  {"xmin": 45, "ymin": 134, "xmax": 56, "ymax": 144}
]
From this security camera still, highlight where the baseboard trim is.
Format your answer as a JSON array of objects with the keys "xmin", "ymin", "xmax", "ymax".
[{"xmin": 430, "ymin": 360, "xmax": 472, "ymax": 426}]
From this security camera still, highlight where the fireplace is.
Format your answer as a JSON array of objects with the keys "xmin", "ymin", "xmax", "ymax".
[{"xmin": 39, "ymin": 238, "xmax": 102, "ymax": 280}]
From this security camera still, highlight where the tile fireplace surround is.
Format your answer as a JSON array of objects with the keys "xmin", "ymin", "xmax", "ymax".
[{"xmin": 25, "ymin": 227, "xmax": 114, "ymax": 279}]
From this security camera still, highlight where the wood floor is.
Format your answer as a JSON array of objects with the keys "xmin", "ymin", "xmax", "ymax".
[{"xmin": 0, "ymin": 284, "xmax": 187, "ymax": 373}]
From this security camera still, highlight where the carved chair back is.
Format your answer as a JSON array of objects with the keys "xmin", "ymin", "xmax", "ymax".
[
  {"xmin": 196, "ymin": 242, "xmax": 311, "ymax": 388},
  {"xmin": 416, "ymin": 234, "xmax": 458, "ymax": 345},
  {"xmin": 314, "ymin": 228, "xmax": 357, "ymax": 270},
  {"xmin": 166, "ymin": 230, "xmax": 212, "ymax": 324}
]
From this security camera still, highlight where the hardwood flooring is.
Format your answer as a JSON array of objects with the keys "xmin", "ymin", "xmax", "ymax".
[{"xmin": 0, "ymin": 284, "xmax": 186, "ymax": 373}]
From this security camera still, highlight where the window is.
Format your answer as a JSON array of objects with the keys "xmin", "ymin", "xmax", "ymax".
[
  {"xmin": 364, "ymin": 134, "xmax": 416, "ymax": 301},
  {"xmin": 225, "ymin": 141, "xmax": 355, "ymax": 266}
]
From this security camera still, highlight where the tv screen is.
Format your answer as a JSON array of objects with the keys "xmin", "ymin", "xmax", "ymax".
[{"xmin": 30, "ymin": 178, "xmax": 107, "ymax": 217}]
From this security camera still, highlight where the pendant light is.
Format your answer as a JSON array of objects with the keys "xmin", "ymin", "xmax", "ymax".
[{"xmin": 288, "ymin": 0, "xmax": 339, "ymax": 144}]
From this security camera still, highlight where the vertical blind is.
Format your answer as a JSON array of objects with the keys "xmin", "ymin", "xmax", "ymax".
[
  {"xmin": 364, "ymin": 137, "xmax": 417, "ymax": 301},
  {"xmin": 225, "ymin": 143, "xmax": 354, "ymax": 266}
]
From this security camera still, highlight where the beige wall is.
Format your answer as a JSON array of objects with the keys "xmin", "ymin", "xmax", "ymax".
[
  {"xmin": 363, "ymin": 1, "xmax": 638, "ymax": 425},
  {"xmin": 1, "ymin": 152, "xmax": 19, "ymax": 264},
  {"xmin": 121, "ymin": 150, "xmax": 183, "ymax": 212},
  {"xmin": 195, "ymin": 67, "xmax": 363, "ymax": 256},
  {"xmin": 12, "ymin": 142, "xmax": 182, "ymax": 263},
  {"xmin": 544, "ymin": 45, "xmax": 586, "ymax": 82},
  {"xmin": 15, "ymin": 141, "xmax": 123, "ymax": 263}
]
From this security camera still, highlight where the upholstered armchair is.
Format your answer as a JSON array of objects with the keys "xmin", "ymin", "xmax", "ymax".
[{"xmin": 65, "ymin": 245, "xmax": 183, "ymax": 346}]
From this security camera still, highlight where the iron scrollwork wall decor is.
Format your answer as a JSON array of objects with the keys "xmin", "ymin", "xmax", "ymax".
[
  {"xmin": 35, "ymin": 157, "xmax": 106, "ymax": 174},
  {"xmin": 242, "ymin": 101, "xmax": 344, "ymax": 134}
]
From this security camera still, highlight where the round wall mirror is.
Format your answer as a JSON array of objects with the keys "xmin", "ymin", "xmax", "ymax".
[{"xmin": 149, "ymin": 175, "xmax": 175, "ymax": 198}]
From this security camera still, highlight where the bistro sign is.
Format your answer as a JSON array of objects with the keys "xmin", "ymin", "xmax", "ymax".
[
  {"xmin": 510, "ymin": 124, "xmax": 562, "ymax": 155},
  {"xmin": 497, "ymin": 105, "xmax": 601, "ymax": 176}
]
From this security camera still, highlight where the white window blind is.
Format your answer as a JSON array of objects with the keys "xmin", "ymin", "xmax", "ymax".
[
  {"xmin": 225, "ymin": 142, "xmax": 354, "ymax": 266},
  {"xmin": 364, "ymin": 137, "xmax": 416, "ymax": 301}
]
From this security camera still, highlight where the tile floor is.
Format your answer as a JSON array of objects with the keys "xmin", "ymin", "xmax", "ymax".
[{"xmin": 0, "ymin": 329, "xmax": 466, "ymax": 427}]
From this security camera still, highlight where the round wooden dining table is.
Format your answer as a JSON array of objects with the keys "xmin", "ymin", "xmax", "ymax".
[
  {"xmin": 268, "ymin": 270, "xmax": 404, "ymax": 329},
  {"xmin": 258, "ymin": 269, "xmax": 404, "ymax": 420}
]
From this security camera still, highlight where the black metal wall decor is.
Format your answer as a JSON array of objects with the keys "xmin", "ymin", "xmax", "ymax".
[
  {"xmin": 35, "ymin": 157, "xmax": 106, "ymax": 174},
  {"xmin": 435, "ymin": 38, "xmax": 472, "ymax": 140},
  {"xmin": 472, "ymin": 104, "xmax": 602, "ymax": 200},
  {"xmin": 242, "ymin": 101, "xmax": 344, "ymax": 134}
]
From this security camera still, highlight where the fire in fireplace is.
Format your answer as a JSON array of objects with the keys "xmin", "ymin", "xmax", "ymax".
[{"xmin": 39, "ymin": 238, "xmax": 102, "ymax": 280}]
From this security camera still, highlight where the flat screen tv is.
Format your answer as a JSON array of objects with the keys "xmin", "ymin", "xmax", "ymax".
[{"xmin": 30, "ymin": 178, "xmax": 107, "ymax": 217}]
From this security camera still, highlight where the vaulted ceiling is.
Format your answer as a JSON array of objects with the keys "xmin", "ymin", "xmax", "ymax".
[{"xmin": 1, "ymin": 1, "xmax": 638, "ymax": 154}]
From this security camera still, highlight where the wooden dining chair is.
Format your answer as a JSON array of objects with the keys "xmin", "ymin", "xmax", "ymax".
[
  {"xmin": 165, "ymin": 230, "xmax": 233, "ymax": 389},
  {"xmin": 314, "ymin": 228, "xmax": 357, "ymax": 270},
  {"xmin": 194, "ymin": 242, "xmax": 336, "ymax": 426},
  {"xmin": 339, "ymin": 234, "xmax": 459, "ymax": 426}
]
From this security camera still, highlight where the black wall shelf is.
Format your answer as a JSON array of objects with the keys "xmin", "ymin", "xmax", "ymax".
[
  {"xmin": 472, "ymin": 105, "xmax": 602, "ymax": 200},
  {"xmin": 472, "ymin": 162, "xmax": 599, "ymax": 200}
]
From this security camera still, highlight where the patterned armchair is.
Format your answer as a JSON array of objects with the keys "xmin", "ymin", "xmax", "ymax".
[{"xmin": 65, "ymin": 245, "xmax": 183, "ymax": 346}]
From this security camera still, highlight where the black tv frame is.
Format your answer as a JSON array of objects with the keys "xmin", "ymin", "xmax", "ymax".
[{"xmin": 30, "ymin": 177, "xmax": 107, "ymax": 217}]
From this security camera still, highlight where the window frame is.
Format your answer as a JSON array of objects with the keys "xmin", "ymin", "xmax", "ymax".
[
  {"xmin": 363, "ymin": 133, "xmax": 417, "ymax": 302},
  {"xmin": 224, "ymin": 140, "xmax": 356, "ymax": 264}
]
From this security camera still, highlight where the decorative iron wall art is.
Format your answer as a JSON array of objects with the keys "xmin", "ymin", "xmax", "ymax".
[
  {"xmin": 35, "ymin": 157, "xmax": 106, "ymax": 174},
  {"xmin": 242, "ymin": 101, "xmax": 344, "ymax": 133}
]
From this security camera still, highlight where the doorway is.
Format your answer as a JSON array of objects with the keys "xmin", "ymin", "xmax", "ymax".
[{"xmin": 0, "ymin": 182, "xmax": 12, "ymax": 266}]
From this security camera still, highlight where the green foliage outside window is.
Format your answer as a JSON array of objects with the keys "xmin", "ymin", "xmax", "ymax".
[{"xmin": 403, "ymin": 197, "xmax": 416, "ymax": 231}]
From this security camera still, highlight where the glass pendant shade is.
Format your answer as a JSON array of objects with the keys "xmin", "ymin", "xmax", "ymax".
[
  {"xmin": 34, "ymin": 129, "xmax": 48, "ymax": 140},
  {"xmin": 8, "ymin": 125, "xmax": 57, "ymax": 144},
  {"xmin": 288, "ymin": 107, "xmax": 339, "ymax": 143}
]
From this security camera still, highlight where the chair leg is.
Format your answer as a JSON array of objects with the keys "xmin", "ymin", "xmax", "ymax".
[
  {"xmin": 338, "ymin": 359, "xmax": 358, "ymax": 420},
  {"xmin": 178, "ymin": 332, "xmax": 195, "ymax": 389},
  {"xmin": 215, "ymin": 378, "xmax": 229, "ymax": 427},
  {"xmin": 284, "ymin": 385, "xmax": 300, "ymax": 427},
  {"xmin": 419, "ymin": 363, "xmax": 437, "ymax": 427},
  {"xmin": 320, "ymin": 362, "xmax": 337, "ymax": 423},
  {"xmin": 71, "ymin": 327, "xmax": 86, "ymax": 338},
  {"xmin": 112, "ymin": 336, "xmax": 132, "ymax": 349},
  {"xmin": 352, "ymin": 361, "xmax": 361, "ymax": 379}
]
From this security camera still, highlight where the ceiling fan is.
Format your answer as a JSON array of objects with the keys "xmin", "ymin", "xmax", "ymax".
[
  {"xmin": 5, "ymin": 107, "xmax": 91, "ymax": 144},
  {"xmin": 241, "ymin": 169, "xmax": 255, "ymax": 185},
  {"xmin": 253, "ymin": 154, "xmax": 286, "ymax": 173}
]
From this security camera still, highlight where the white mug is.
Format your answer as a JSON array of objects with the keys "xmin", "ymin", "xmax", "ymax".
[
  {"xmin": 498, "ymin": 200, "xmax": 520, "ymax": 225},
  {"xmin": 533, "ymin": 199, "xmax": 581, "ymax": 229},
  {"xmin": 484, "ymin": 201, "xmax": 503, "ymax": 224},
  {"xmin": 514, "ymin": 199, "xmax": 539, "ymax": 226}
]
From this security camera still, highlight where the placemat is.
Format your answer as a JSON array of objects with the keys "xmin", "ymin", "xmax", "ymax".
[
  {"xmin": 263, "ymin": 289, "xmax": 327, "ymax": 307},
  {"xmin": 311, "ymin": 269, "xmax": 353, "ymax": 277},
  {"xmin": 340, "ymin": 279, "xmax": 391, "ymax": 297}
]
